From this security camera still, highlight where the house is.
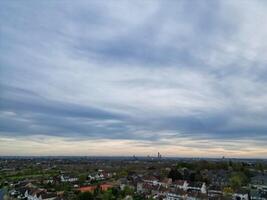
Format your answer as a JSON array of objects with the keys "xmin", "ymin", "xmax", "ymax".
[
  {"xmin": 165, "ymin": 192, "xmax": 183, "ymax": 200},
  {"xmin": 186, "ymin": 190, "xmax": 208, "ymax": 200},
  {"xmin": 40, "ymin": 193, "xmax": 58, "ymax": 200},
  {"xmin": 188, "ymin": 182, "xmax": 207, "ymax": 193},
  {"xmin": 60, "ymin": 175, "xmax": 78, "ymax": 183},
  {"xmin": 233, "ymin": 189, "xmax": 249, "ymax": 200},
  {"xmin": 250, "ymin": 189, "xmax": 267, "ymax": 200},
  {"xmin": 159, "ymin": 178, "xmax": 172, "ymax": 188},
  {"xmin": 24, "ymin": 189, "xmax": 57, "ymax": 200},
  {"xmin": 78, "ymin": 186, "xmax": 97, "ymax": 193},
  {"xmin": 100, "ymin": 184, "xmax": 113, "ymax": 191},
  {"xmin": 78, "ymin": 184, "xmax": 113, "ymax": 193},
  {"xmin": 88, "ymin": 169, "xmax": 113, "ymax": 181},
  {"xmin": 164, "ymin": 189, "xmax": 188, "ymax": 200},
  {"xmin": 117, "ymin": 178, "xmax": 130, "ymax": 190},
  {"xmin": 172, "ymin": 180, "xmax": 189, "ymax": 191},
  {"xmin": 137, "ymin": 182, "xmax": 144, "ymax": 194},
  {"xmin": 44, "ymin": 179, "xmax": 54, "ymax": 184},
  {"xmin": 208, "ymin": 170, "xmax": 230, "ymax": 187},
  {"xmin": 143, "ymin": 176, "xmax": 159, "ymax": 186},
  {"xmin": 207, "ymin": 185, "xmax": 223, "ymax": 199},
  {"xmin": 251, "ymin": 175, "xmax": 267, "ymax": 191}
]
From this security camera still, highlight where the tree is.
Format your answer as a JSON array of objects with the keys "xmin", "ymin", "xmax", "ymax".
[
  {"xmin": 101, "ymin": 190, "xmax": 115, "ymax": 200},
  {"xmin": 111, "ymin": 187, "xmax": 119, "ymax": 198},
  {"xmin": 133, "ymin": 193, "xmax": 145, "ymax": 200},
  {"xmin": 256, "ymin": 163, "xmax": 264, "ymax": 173},
  {"xmin": 77, "ymin": 192, "xmax": 94, "ymax": 200},
  {"xmin": 168, "ymin": 168, "xmax": 182, "ymax": 181},
  {"xmin": 230, "ymin": 172, "xmax": 248, "ymax": 190},
  {"xmin": 79, "ymin": 174, "xmax": 87, "ymax": 184},
  {"xmin": 121, "ymin": 186, "xmax": 134, "ymax": 197}
]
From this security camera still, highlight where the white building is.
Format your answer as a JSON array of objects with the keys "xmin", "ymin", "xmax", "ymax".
[{"xmin": 60, "ymin": 175, "xmax": 78, "ymax": 182}]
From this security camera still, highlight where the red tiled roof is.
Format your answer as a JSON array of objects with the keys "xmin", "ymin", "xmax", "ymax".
[
  {"xmin": 78, "ymin": 184, "xmax": 113, "ymax": 193},
  {"xmin": 100, "ymin": 184, "xmax": 112, "ymax": 191},
  {"xmin": 78, "ymin": 186, "xmax": 96, "ymax": 192}
]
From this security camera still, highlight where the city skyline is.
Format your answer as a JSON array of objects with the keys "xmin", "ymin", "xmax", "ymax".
[{"xmin": 0, "ymin": 1, "xmax": 267, "ymax": 158}]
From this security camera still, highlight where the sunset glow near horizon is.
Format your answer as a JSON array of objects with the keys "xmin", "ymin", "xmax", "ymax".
[{"xmin": 0, "ymin": 1, "xmax": 267, "ymax": 158}]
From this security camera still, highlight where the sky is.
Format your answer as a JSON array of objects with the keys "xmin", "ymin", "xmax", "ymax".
[{"xmin": 0, "ymin": 0, "xmax": 267, "ymax": 158}]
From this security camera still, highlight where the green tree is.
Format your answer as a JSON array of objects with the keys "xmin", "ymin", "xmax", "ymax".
[
  {"xmin": 256, "ymin": 163, "xmax": 264, "ymax": 173},
  {"xmin": 79, "ymin": 174, "xmax": 87, "ymax": 184},
  {"xmin": 230, "ymin": 172, "xmax": 248, "ymax": 190},
  {"xmin": 111, "ymin": 187, "xmax": 119, "ymax": 198},
  {"xmin": 133, "ymin": 193, "xmax": 145, "ymax": 200},
  {"xmin": 77, "ymin": 192, "xmax": 94, "ymax": 200},
  {"xmin": 101, "ymin": 190, "xmax": 115, "ymax": 200},
  {"xmin": 168, "ymin": 168, "xmax": 182, "ymax": 181},
  {"xmin": 121, "ymin": 186, "xmax": 134, "ymax": 197}
]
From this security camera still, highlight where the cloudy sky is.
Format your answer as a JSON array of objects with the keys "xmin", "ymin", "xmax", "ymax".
[{"xmin": 0, "ymin": 0, "xmax": 267, "ymax": 158}]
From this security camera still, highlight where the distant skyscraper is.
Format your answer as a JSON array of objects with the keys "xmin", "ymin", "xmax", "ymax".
[{"xmin": 158, "ymin": 152, "xmax": 162, "ymax": 159}]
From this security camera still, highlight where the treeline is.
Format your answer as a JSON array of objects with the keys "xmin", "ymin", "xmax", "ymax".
[
  {"xmin": 175, "ymin": 160, "xmax": 266, "ymax": 172},
  {"xmin": 167, "ymin": 160, "xmax": 266, "ymax": 191}
]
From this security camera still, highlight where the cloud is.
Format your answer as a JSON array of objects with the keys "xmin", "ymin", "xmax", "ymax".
[{"xmin": 0, "ymin": 0, "xmax": 267, "ymax": 157}]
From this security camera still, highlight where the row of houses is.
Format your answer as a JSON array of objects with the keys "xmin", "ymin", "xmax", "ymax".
[
  {"xmin": 8, "ymin": 182, "xmax": 59, "ymax": 200},
  {"xmin": 87, "ymin": 170, "xmax": 114, "ymax": 182},
  {"xmin": 130, "ymin": 175, "xmax": 267, "ymax": 200}
]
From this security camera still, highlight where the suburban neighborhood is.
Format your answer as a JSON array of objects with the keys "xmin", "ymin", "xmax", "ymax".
[{"xmin": 1, "ymin": 157, "xmax": 266, "ymax": 200}]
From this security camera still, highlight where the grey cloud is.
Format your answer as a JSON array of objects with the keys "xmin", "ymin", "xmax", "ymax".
[{"xmin": 0, "ymin": 0, "xmax": 267, "ymax": 155}]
